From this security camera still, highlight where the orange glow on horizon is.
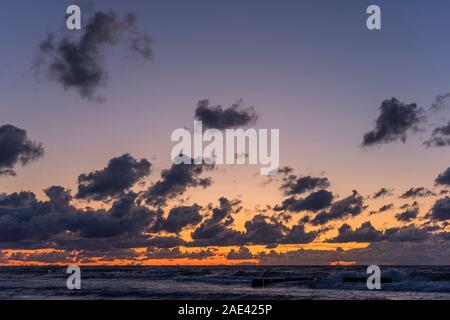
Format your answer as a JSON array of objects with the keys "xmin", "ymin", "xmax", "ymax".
[{"xmin": 0, "ymin": 243, "xmax": 370, "ymax": 266}]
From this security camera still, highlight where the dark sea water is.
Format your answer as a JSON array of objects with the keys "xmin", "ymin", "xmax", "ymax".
[{"xmin": 0, "ymin": 265, "xmax": 449, "ymax": 300}]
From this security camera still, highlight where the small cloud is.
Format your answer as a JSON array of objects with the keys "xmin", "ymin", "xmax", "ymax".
[
  {"xmin": 141, "ymin": 156, "xmax": 214, "ymax": 207},
  {"xmin": 146, "ymin": 247, "xmax": 215, "ymax": 260},
  {"xmin": 162, "ymin": 205, "xmax": 202, "ymax": 234},
  {"xmin": 194, "ymin": 99, "xmax": 258, "ymax": 130},
  {"xmin": 362, "ymin": 98, "xmax": 425, "ymax": 147},
  {"xmin": 424, "ymin": 121, "xmax": 450, "ymax": 147},
  {"xmin": 36, "ymin": 11, "xmax": 153, "ymax": 101},
  {"xmin": 0, "ymin": 124, "xmax": 44, "ymax": 176},
  {"xmin": 76, "ymin": 154, "xmax": 151, "ymax": 201},
  {"xmin": 275, "ymin": 190, "xmax": 333, "ymax": 212},
  {"xmin": 310, "ymin": 191, "xmax": 366, "ymax": 225},
  {"xmin": 280, "ymin": 175, "xmax": 330, "ymax": 196},
  {"xmin": 226, "ymin": 247, "xmax": 255, "ymax": 260},
  {"xmin": 372, "ymin": 187, "xmax": 394, "ymax": 199},
  {"xmin": 427, "ymin": 197, "xmax": 450, "ymax": 221},
  {"xmin": 395, "ymin": 207, "xmax": 419, "ymax": 223},
  {"xmin": 399, "ymin": 187, "xmax": 435, "ymax": 199},
  {"xmin": 435, "ymin": 166, "xmax": 450, "ymax": 187}
]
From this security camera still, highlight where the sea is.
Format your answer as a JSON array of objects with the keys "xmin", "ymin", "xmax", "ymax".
[{"xmin": 0, "ymin": 265, "xmax": 449, "ymax": 300}]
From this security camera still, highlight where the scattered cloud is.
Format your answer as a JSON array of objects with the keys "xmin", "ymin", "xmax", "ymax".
[
  {"xmin": 226, "ymin": 247, "xmax": 255, "ymax": 260},
  {"xmin": 395, "ymin": 207, "xmax": 419, "ymax": 223},
  {"xmin": 424, "ymin": 121, "xmax": 450, "ymax": 147},
  {"xmin": 189, "ymin": 197, "xmax": 243, "ymax": 247},
  {"xmin": 0, "ymin": 125, "xmax": 44, "ymax": 176},
  {"xmin": 430, "ymin": 93, "xmax": 450, "ymax": 113},
  {"xmin": 435, "ymin": 166, "xmax": 450, "ymax": 187},
  {"xmin": 0, "ymin": 191, "xmax": 37, "ymax": 208},
  {"xmin": 194, "ymin": 99, "xmax": 258, "ymax": 130},
  {"xmin": 36, "ymin": 11, "xmax": 153, "ymax": 101},
  {"xmin": 326, "ymin": 221, "xmax": 383, "ymax": 243},
  {"xmin": 379, "ymin": 203, "xmax": 394, "ymax": 213},
  {"xmin": 142, "ymin": 156, "xmax": 213, "ymax": 207},
  {"xmin": 399, "ymin": 187, "xmax": 435, "ymax": 199},
  {"xmin": 44, "ymin": 186, "xmax": 72, "ymax": 208},
  {"xmin": 427, "ymin": 197, "xmax": 450, "ymax": 221},
  {"xmin": 76, "ymin": 154, "xmax": 151, "ymax": 201},
  {"xmin": 146, "ymin": 247, "xmax": 216, "ymax": 260},
  {"xmin": 310, "ymin": 191, "xmax": 366, "ymax": 225},
  {"xmin": 259, "ymin": 241, "xmax": 450, "ymax": 265},
  {"xmin": 0, "ymin": 191, "xmax": 159, "ymax": 249},
  {"xmin": 279, "ymin": 222, "xmax": 319, "ymax": 244},
  {"xmin": 280, "ymin": 175, "xmax": 330, "ymax": 196},
  {"xmin": 275, "ymin": 190, "xmax": 333, "ymax": 212},
  {"xmin": 162, "ymin": 205, "xmax": 202, "ymax": 233},
  {"xmin": 362, "ymin": 98, "xmax": 425, "ymax": 147},
  {"xmin": 242, "ymin": 214, "xmax": 286, "ymax": 245},
  {"xmin": 146, "ymin": 236, "xmax": 186, "ymax": 248},
  {"xmin": 326, "ymin": 221, "xmax": 432, "ymax": 243},
  {"xmin": 372, "ymin": 187, "xmax": 394, "ymax": 199}
]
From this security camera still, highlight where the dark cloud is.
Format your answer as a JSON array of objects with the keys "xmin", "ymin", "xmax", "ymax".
[
  {"xmin": 369, "ymin": 203, "xmax": 394, "ymax": 216},
  {"xmin": 424, "ymin": 121, "xmax": 450, "ymax": 147},
  {"xmin": 280, "ymin": 175, "xmax": 330, "ymax": 196},
  {"xmin": 362, "ymin": 98, "xmax": 425, "ymax": 147},
  {"xmin": 64, "ymin": 192, "xmax": 156, "ymax": 240},
  {"xmin": 327, "ymin": 222, "xmax": 383, "ymax": 243},
  {"xmin": 279, "ymin": 222, "xmax": 319, "ymax": 244},
  {"xmin": 326, "ymin": 221, "xmax": 432, "ymax": 243},
  {"xmin": 190, "ymin": 202, "xmax": 319, "ymax": 247},
  {"xmin": 0, "ymin": 191, "xmax": 37, "ymax": 208},
  {"xmin": 395, "ymin": 207, "xmax": 419, "ymax": 223},
  {"xmin": 310, "ymin": 191, "xmax": 366, "ymax": 225},
  {"xmin": 435, "ymin": 167, "xmax": 450, "ymax": 186},
  {"xmin": 276, "ymin": 166, "xmax": 294, "ymax": 175},
  {"xmin": 431, "ymin": 93, "xmax": 450, "ymax": 113},
  {"xmin": 242, "ymin": 215, "xmax": 286, "ymax": 245},
  {"xmin": 142, "ymin": 156, "xmax": 213, "ymax": 207},
  {"xmin": 190, "ymin": 198, "xmax": 243, "ymax": 247},
  {"xmin": 259, "ymin": 241, "xmax": 450, "ymax": 265},
  {"xmin": 226, "ymin": 247, "xmax": 255, "ymax": 260},
  {"xmin": 76, "ymin": 154, "xmax": 151, "ymax": 201},
  {"xmin": 6, "ymin": 250, "xmax": 83, "ymax": 264},
  {"xmin": 275, "ymin": 190, "xmax": 333, "ymax": 212},
  {"xmin": 259, "ymin": 247, "xmax": 345, "ymax": 265},
  {"xmin": 162, "ymin": 205, "xmax": 202, "ymax": 233},
  {"xmin": 400, "ymin": 187, "xmax": 435, "ymax": 199},
  {"xmin": 383, "ymin": 225, "xmax": 432, "ymax": 242},
  {"xmin": 427, "ymin": 197, "xmax": 450, "ymax": 221},
  {"xmin": 0, "ymin": 191, "xmax": 160, "ymax": 249},
  {"xmin": 5, "ymin": 249, "xmax": 141, "ymax": 265},
  {"xmin": 275, "ymin": 170, "xmax": 333, "ymax": 214},
  {"xmin": 194, "ymin": 99, "xmax": 258, "ymax": 130},
  {"xmin": 400, "ymin": 201, "xmax": 418, "ymax": 210},
  {"xmin": 0, "ymin": 124, "xmax": 44, "ymax": 176},
  {"xmin": 377, "ymin": 203, "xmax": 394, "ymax": 213},
  {"xmin": 146, "ymin": 236, "xmax": 185, "ymax": 248},
  {"xmin": 37, "ymin": 11, "xmax": 153, "ymax": 101},
  {"xmin": 372, "ymin": 187, "xmax": 393, "ymax": 199},
  {"xmin": 44, "ymin": 186, "xmax": 72, "ymax": 208},
  {"xmin": 146, "ymin": 247, "xmax": 215, "ymax": 260}
]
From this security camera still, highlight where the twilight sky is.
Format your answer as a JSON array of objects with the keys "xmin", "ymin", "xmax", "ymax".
[{"xmin": 0, "ymin": 0, "xmax": 449, "ymax": 265}]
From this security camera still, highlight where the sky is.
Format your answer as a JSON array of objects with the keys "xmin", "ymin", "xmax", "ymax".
[{"xmin": 0, "ymin": 0, "xmax": 449, "ymax": 266}]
